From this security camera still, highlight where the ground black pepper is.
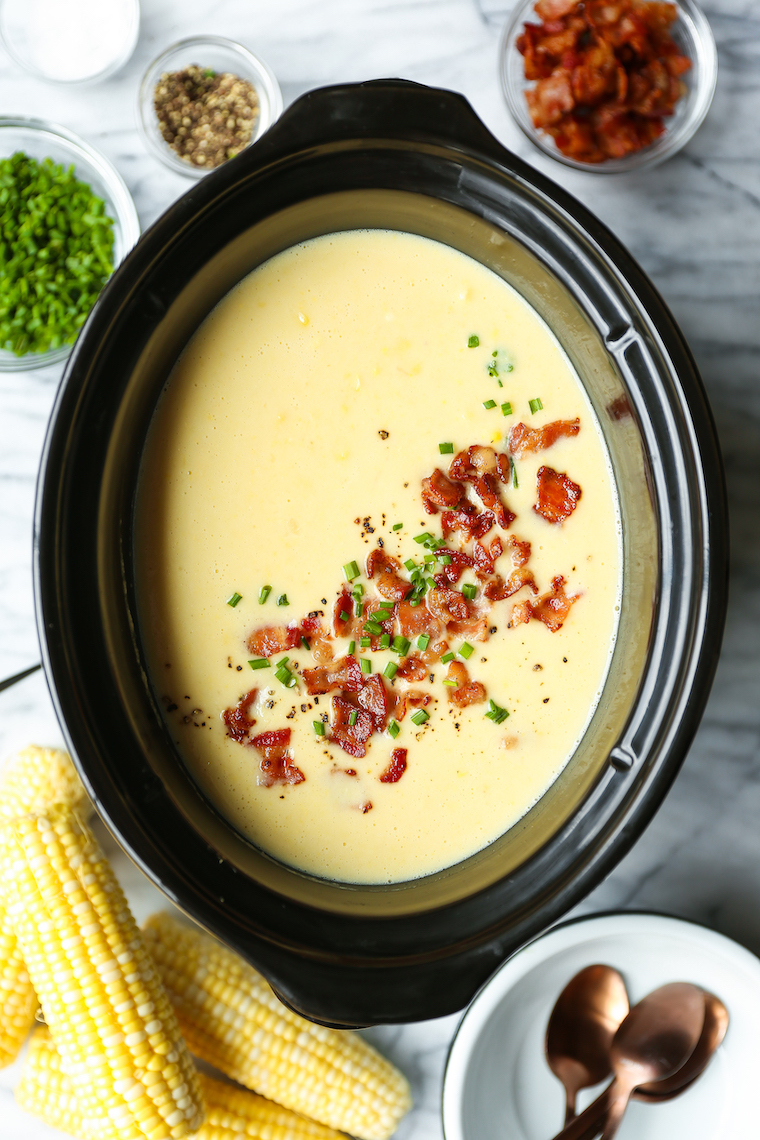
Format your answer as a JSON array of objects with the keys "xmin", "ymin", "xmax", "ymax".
[{"xmin": 153, "ymin": 65, "xmax": 260, "ymax": 168}]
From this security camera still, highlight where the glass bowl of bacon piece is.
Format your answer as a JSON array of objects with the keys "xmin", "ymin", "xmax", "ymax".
[{"xmin": 499, "ymin": 0, "xmax": 717, "ymax": 172}]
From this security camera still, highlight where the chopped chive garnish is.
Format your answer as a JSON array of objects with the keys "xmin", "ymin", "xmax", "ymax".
[
  {"xmin": 301, "ymin": 636, "xmax": 310, "ymax": 650},
  {"xmin": 510, "ymin": 455, "xmax": 518, "ymax": 489},
  {"xmin": 485, "ymin": 699, "xmax": 510, "ymax": 724},
  {"xmin": 488, "ymin": 363, "xmax": 499, "ymax": 378},
  {"xmin": 360, "ymin": 658, "xmax": 372, "ymax": 674},
  {"xmin": 462, "ymin": 583, "xmax": 477, "ymax": 600},
  {"xmin": 483, "ymin": 399, "xmax": 497, "ymax": 410},
  {"xmin": 388, "ymin": 719, "xmax": 400, "ymax": 738},
  {"xmin": 380, "ymin": 633, "xmax": 391, "ymax": 649},
  {"xmin": 352, "ymin": 583, "xmax": 364, "ymax": 598},
  {"xmin": 414, "ymin": 532, "xmax": 434, "ymax": 544},
  {"xmin": 417, "ymin": 634, "xmax": 431, "ymax": 650},
  {"xmin": 275, "ymin": 666, "xmax": 296, "ymax": 687},
  {"xmin": 343, "ymin": 560, "xmax": 360, "ymax": 582},
  {"xmin": 425, "ymin": 576, "xmax": 436, "ymax": 590},
  {"xmin": 409, "ymin": 598, "xmax": 421, "ymax": 606},
  {"xmin": 459, "ymin": 642, "xmax": 474, "ymax": 659},
  {"xmin": 492, "ymin": 350, "xmax": 498, "ymax": 357},
  {"xmin": 392, "ymin": 522, "xmax": 403, "ymax": 530},
  {"xmin": 529, "ymin": 397, "xmax": 544, "ymax": 414},
  {"xmin": 505, "ymin": 363, "xmax": 514, "ymax": 373},
  {"xmin": 313, "ymin": 720, "xmax": 325, "ymax": 736},
  {"xmin": 248, "ymin": 658, "xmax": 270, "ymax": 670},
  {"xmin": 439, "ymin": 442, "xmax": 454, "ymax": 454},
  {"xmin": 349, "ymin": 710, "xmax": 358, "ymax": 726},
  {"xmin": 276, "ymin": 593, "xmax": 289, "ymax": 606},
  {"xmin": 424, "ymin": 553, "xmax": 435, "ymax": 563},
  {"xmin": 384, "ymin": 661, "xmax": 398, "ymax": 680},
  {"xmin": 443, "ymin": 678, "xmax": 459, "ymax": 687},
  {"xmin": 340, "ymin": 610, "xmax": 350, "ymax": 622},
  {"xmin": 501, "ymin": 401, "xmax": 513, "ymax": 416},
  {"xmin": 392, "ymin": 635, "xmax": 411, "ymax": 656},
  {"xmin": 376, "ymin": 602, "xmax": 393, "ymax": 614},
  {"xmin": 404, "ymin": 557, "xmax": 417, "ymax": 571},
  {"xmin": 497, "ymin": 379, "xmax": 504, "ymax": 388},
  {"xmin": 468, "ymin": 335, "xmax": 479, "ymax": 348},
  {"xmin": 364, "ymin": 620, "xmax": 383, "ymax": 636},
  {"xmin": 355, "ymin": 601, "xmax": 364, "ymax": 617},
  {"xmin": 275, "ymin": 656, "xmax": 289, "ymax": 667},
  {"xmin": 439, "ymin": 554, "xmax": 452, "ymax": 565},
  {"xmin": 227, "ymin": 592, "xmax": 242, "ymax": 607},
  {"xmin": 258, "ymin": 585, "xmax": 272, "ymax": 604},
  {"xmin": 348, "ymin": 640, "xmax": 356, "ymax": 655},
  {"xmin": 441, "ymin": 651, "xmax": 455, "ymax": 663},
  {"xmin": 411, "ymin": 709, "xmax": 430, "ymax": 726},
  {"xmin": 360, "ymin": 636, "xmax": 371, "ymax": 648}
]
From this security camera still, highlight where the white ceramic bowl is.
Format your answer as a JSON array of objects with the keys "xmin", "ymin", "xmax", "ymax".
[{"xmin": 442, "ymin": 912, "xmax": 758, "ymax": 1139}]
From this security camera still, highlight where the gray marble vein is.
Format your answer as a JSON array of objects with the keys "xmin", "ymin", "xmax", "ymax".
[{"xmin": 1, "ymin": 0, "xmax": 760, "ymax": 1136}]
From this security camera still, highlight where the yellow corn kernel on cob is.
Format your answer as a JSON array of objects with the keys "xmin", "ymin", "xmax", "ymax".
[
  {"xmin": 17, "ymin": 1029, "xmax": 348, "ymax": 1140},
  {"xmin": 0, "ymin": 744, "xmax": 90, "ymax": 820},
  {"xmin": 0, "ymin": 901, "xmax": 37, "ymax": 1068},
  {"xmin": 143, "ymin": 913, "xmax": 412, "ymax": 1140},
  {"xmin": 0, "ymin": 807, "xmax": 205, "ymax": 1139}
]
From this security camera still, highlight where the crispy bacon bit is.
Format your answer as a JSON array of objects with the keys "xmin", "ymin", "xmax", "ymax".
[
  {"xmin": 395, "ymin": 654, "xmax": 429, "ymax": 683},
  {"xmin": 446, "ymin": 614, "xmax": 490, "ymax": 643},
  {"xmin": 333, "ymin": 587, "xmax": 355, "ymax": 637},
  {"xmin": 472, "ymin": 473, "xmax": 516, "ymax": 529},
  {"xmin": 421, "ymin": 468, "xmax": 464, "ymax": 514},
  {"xmin": 506, "ymin": 535, "xmax": 531, "ymax": 567},
  {"xmin": 449, "ymin": 444, "xmax": 501, "ymax": 484},
  {"xmin": 508, "ymin": 418, "xmax": 580, "ymax": 457},
  {"xmin": 514, "ymin": 574, "xmax": 580, "ymax": 632},
  {"xmin": 251, "ymin": 728, "xmax": 305, "ymax": 787},
  {"xmin": 222, "ymin": 688, "xmax": 258, "ymax": 743},
  {"xmin": 394, "ymin": 690, "xmax": 432, "ymax": 722},
  {"xmin": 428, "ymin": 587, "xmax": 471, "ymax": 625},
  {"xmin": 379, "ymin": 748, "xmax": 408, "ymax": 784},
  {"xmin": 366, "ymin": 548, "xmax": 412, "ymax": 602},
  {"xmin": 396, "ymin": 599, "xmax": 441, "ymax": 640},
  {"xmin": 246, "ymin": 625, "xmax": 301, "ymax": 658},
  {"xmin": 434, "ymin": 547, "xmax": 474, "ymax": 588},
  {"xmin": 484, "ymin": 568, "xmax": 538, "ymax": 601},
  {"xmin": 303, "ymin": 653, "xmax": 363, "ymax": 695},
  {"xmin": 473, "ymin": 537, "xmax": 503, "ymax": 577},
  {"xmin": 357, "ymin": 674, "xmax": 391, "ymax": 731},
  {"xmin": 359, "ymin": 801, "xmax": 373, "ymax": 813},
  {"xmin": 534, "ymin": 465, "xmax": 582, "ymax": 524},
  {"xmin": 446, "ymin": 662, "xmax": 487, "ymax": 708},
  {"xmin": 517, "ymin": 0, "xmax": 691, "ymax": 164},
  {"xmin": 440, "ymin": 501, "xmax": 496, "ymax": 542},
  {"xmin": 330, "ymin": 696, "xmax": 375, "ymax": 758}
]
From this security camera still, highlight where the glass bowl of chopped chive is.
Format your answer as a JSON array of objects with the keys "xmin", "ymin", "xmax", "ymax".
[
  {"xmin": 138, "ymin": 35, "xmax": 284, "ymax": 178},
  {"xmin": 0, "ymin": 117, "xmax": 140, "ymax": 371}
]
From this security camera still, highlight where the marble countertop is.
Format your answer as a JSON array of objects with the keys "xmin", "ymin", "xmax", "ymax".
[{"xmin": 1, "ymin": 1, "xmax": 759, "ymax": 1137}]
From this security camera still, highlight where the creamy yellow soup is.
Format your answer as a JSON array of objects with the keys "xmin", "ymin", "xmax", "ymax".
[{"xmin": 136, "ymin": 230, "xmax": 620, "ymax": 884}]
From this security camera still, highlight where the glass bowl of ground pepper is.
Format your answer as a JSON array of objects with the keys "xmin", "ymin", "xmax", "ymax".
[
  {"xmin": 499, "ymin": 0, "xmax": 717, "ymax": 172},
  {"xmin": 138, "ymin": 35, "xmax": 283, "ymax": 177},
  {"xmin": 0, "ymin": 117, "xmax": 140, "ymax": 371}
]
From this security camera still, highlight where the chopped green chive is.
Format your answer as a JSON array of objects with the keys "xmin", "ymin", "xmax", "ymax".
[
  {"xmin": 424, "ymin": 553, "xmax": 435, "ymax": 563},
  {"xmin": 510, "ymin": 455, "xmax": 518, "ymax": 489},
  {"xmin": 404, "ymin": 557, "xmax": 417, "ymax": 571},
  {"xmin": 439, "ymin": 442, "xmax": 454, "ymax": 454},
  {"xmin": 501, "ymin": 401, "xmax": 513, "ymax": 416},
  {"xmin": 392, "ymin": 522, "xmax": 403, "ymax": 531},
  {"xmin": 275, "ymin": 656, "xmax": 289, "ymax": 667},
  {"xmin": 248, "ymin": 658, "xmax": 270, "ymax": 670},
  {"xmin": 392, "ymin": 635, "xmax": 411, "ymax": 656},
  {"xmin": 459, "ymin": 642, "xmax": 474, "ymax": 659},
  {"xmin": 360, "ymin": 636, "xmax": 371, "ymax": 648},
  {"xmin": 411, "ymin": 709, "xmax": 430, "ymax": 726},
  {"xmin": 227, "ymin": 592, "xmax": 242, "ymax": 607},
  {"xmin": 258, "ymin": 585, "xmax": 272, "ymax": 604},
  {"xmin": 497, "ymin": 379, "xmax": 504, "ymax": 388},
  {"xmin": 275, "ymin": 665, "xmax": 296, "ymax": 687},
  {"xmin": 468, "ymin": 335, "xmax": 479, "ymax": 347},
  {"xmin": 348, "ymin": 710, "xmax": 358, "ymax": 726},
  {"xmin": 505, "ymin": 363, "xmax": 514, "ymax": 373},
  {"xmin": 379, "ymin": 633, "xmax": 391, "ymax": 649},
  {"xmin": 414, "ymin": 532, "xmax": 434, "ymax": 545},
  {"xmin": 488, "ymin": 363, "xmax": 499, "ymax": 378},
  {"xmin": 313, "ymin": 720, "xmax": 325, "ymax": 736},
  {"xmin": 348, "ymin": 640, "xmax": 356, "ymax": 656},
  {"xmin": 300, "ymin": 636, "xmax": 310, "ymax": 651},
  {"xmin": 355, "ymin": 601, "xmax": 364, "ymax": 617},
  {"xmin": 441, "ymin": 651, "xmax": 455, "ymax": 663},
  {"xmin": 443, "ymin": 678, "xmax": 459, "ymax": 687},
  {"xmin": 439, "ymin": 554, "xmax": 452, "ymax": 565},
  {"xmin": 462, "ymin": 583, "xmax": 477, "ymax": 600},
  {"xmin": 409, "ymin": 598, "xmax": 421, "ymax": 607},
  {"xmin": 360, "ymin": 658, "xmax": 372, "ymax": 674},
  {"xmin": 485, "ymin": 699, "xmax": 510, "ymax": 725},
  {"xmin": 352, "ymin": 583, "xmax": 364, "ymax": 598},
  {"xmin": 343, "ymin": 560, "xmax": 360, "ymax": 582},
  {"xmin": 384, "ymin": 661, "xmax": 398, "ymax": 680},
  {"xmin": 417, "ymin": 634, "xmax": 431, "ymax": 651},
  {"xmin": 529, "ymin": 397, "xmax": 544, "ymax": 414},
  {"xmin": 425, "ymin": 576, "xmax": 436, "ymax": 590},
  {"xmin": 340, "ymin": 610, "xmax": 350, "ymax": 622},
  {"xmin": 364, "ymin": 619, "xmax": 383, "ymax": 636},
  {"xmin": 276, "ymin": 593, "xmax": 289, "ymax": 607},
  {"xmin": 388, "ymin": 719, "xmax": 400, "ymax": 738},
  {"xmin": 483, "ymin": 399, "xmax": 497, "ymax": 410}
]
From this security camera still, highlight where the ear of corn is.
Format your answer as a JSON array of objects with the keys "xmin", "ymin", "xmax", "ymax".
[
  {"xmin": 0, "ymin": 807, "xmax": 204, "ymax": 1139},
  {"xmin": 0, "ymin": 745, "xmax": 90, "ymax": 821},
  {"xmin": 18, "ymin": 1028, "xmax": 349, "ymax": 1140},
  {"xmin": 143, "ymin": 912, "xmax": 412, "ymax": 1140},
  {"xmin": 0, "ymin": 901, "xmax": 37, "ymax": 1068}
]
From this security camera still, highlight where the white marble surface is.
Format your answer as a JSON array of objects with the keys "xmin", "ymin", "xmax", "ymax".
[{"xmin": 1, "ymin": 1, "xmax": 759, "ymax": 1137}]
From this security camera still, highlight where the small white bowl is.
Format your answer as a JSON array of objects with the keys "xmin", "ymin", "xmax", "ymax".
[
  {"xmin": 0, "ymin": 0, "xmax": 140, "ymax": 85},
  {"xmin": 442, "ymin": 912, "xmax": 758, "ymax": 1139},
  {"xmin": 138, "ymin": 36, "xmax": 283, "ymax": 179}
]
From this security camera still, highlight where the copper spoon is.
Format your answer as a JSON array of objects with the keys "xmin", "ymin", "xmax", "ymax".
[
  {"xmin": 548, "ymin": 981, "xmax": 706, "ymax": 1140},
  {"xmin": 546, "ymin": 964, "xmax": 630, "ymax": 1123}
]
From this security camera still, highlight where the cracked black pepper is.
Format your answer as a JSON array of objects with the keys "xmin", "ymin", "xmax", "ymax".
[{"xmin": 153, "ymin": 65, "xmax": 260, "ymax": 169}]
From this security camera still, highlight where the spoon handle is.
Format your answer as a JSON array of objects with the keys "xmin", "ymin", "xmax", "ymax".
[
  {"xmin": 548, "ymin": 1084, "xmax": 612, "ymax": 1140},
  {"xmin": 600, "ymin": 1085, "xmax": 634, "ymax": 1140}
]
